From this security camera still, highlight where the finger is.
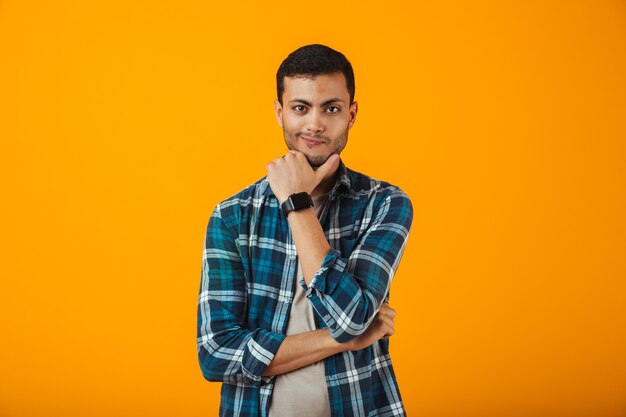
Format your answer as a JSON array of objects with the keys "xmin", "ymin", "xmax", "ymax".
[
  {"xmin": 314, "ymin": 153, "xmax": 340, "ymax": 178},
  {"xmin": 381, "ymin": 322, "xmax": 395, "ymax": 339},
  {"xmin": 383, "ymin": 304, "xmax": 397, "ymax": 317},
  {"xmin": 284, "ymin": 151, "xmax": 308, "ymax": 164},
  {"xmin": 383, "ymin": 317, "xmax": 393, "ymax": 329},
  {"xmin": 379, "ymin": 304, "xmax": 397, "ymax": 319},
  {"xmin": 379, "ymin": 315, "xmax": 395, "ymax": 330}
]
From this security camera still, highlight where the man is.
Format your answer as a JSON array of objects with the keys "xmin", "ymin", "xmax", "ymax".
[{"xmin": 197, "ymin": 44, "xmax": 413, "ymax": 417}]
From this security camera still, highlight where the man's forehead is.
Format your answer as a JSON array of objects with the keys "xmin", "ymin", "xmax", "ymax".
[{"xmin": 282, "ymin": 73, "xmax": 350, "ymax": 100}]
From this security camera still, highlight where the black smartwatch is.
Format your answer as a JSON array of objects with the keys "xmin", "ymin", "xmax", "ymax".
[{"xmin": 281, "ymin": 192, "xmax": 314, "ymax": 216}]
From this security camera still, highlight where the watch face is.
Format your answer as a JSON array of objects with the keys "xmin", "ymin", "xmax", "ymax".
[{"xmin": 291, "ymin": 192, "xmax": 313, "ymax": 209}]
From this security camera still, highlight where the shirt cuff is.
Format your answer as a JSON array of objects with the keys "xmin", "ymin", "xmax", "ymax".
[
  {"xmin": 241, "ymin": 329, "xmax": 286, "ymax": 385},
  {"xmin": 306, "ymin": 248, "xmax": 345, "ymax": 296},
  {"xmin": 304, "ymin": 248, "xmax": 351, "ymax": 333}
]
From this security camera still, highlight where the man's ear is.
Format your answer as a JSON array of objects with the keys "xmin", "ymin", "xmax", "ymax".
[
  {"xmin": 274, "ymin": 99, "xmax": 284, "ymax": 128},
  {"xmin": 348, "ymin": 101, "xmax": 358, "ymax": 130}
]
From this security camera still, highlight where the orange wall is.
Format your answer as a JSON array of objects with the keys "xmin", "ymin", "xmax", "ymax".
[{"xmin": 1, "ymin": 1, "xmax": 625, "ymax": 416}]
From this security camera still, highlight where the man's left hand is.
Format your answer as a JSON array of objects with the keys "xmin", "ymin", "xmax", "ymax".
[{"xmin": 266, "ymin": 151, "xmax": 339, "ymax": 204}]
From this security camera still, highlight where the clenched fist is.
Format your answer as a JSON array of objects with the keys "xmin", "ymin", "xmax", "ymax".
[{"xmin": 266, "ymin": 151, "xmax": 340, "ymax": 204}]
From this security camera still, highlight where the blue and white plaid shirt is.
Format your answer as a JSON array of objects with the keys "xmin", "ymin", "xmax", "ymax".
[{"xmin": 197, "ymin": 160, "xmax": 413, "ymax": 416}]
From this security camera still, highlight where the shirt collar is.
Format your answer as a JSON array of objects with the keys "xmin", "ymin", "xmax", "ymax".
[{"xmin": 260, "ymin": 158, "xmax": 353, "ymax": 199}]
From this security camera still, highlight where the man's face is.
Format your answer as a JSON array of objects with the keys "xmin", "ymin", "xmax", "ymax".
[{"xmin": 274, "ymin": 72, "xmax": 358, "ymax": 168}]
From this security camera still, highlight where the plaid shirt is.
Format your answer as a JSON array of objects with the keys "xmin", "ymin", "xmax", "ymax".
[{"xmin": 197, "ymin": 160, "xmax": 413, "ymax": 417}]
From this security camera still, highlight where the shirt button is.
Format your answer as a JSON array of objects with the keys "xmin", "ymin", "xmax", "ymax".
[{"xmin": 290, "ymin": 255, "xmax": 296, "ymax": 261}]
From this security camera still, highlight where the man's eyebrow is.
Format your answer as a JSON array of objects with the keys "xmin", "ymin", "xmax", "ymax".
[
  {"xmin": 321, "ymin": 98, "xmax": 345, "ymax": 106},
  {"xmin": 288, "ymin": 98, "xmax": 345, "ymax": 106}
]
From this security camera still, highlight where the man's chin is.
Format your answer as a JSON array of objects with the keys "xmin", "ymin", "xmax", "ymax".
[{"xmin": 305, "ymin": 154, "xmax": 331, "ymax": 169}]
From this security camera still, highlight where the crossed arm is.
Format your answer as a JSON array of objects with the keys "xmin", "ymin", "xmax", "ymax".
[
  {"xmin": 262, "ymin": 205, "xmax": 399, "ymax": 376},
  {"xmin": 198, "ymin": 154, "xmax": 413, "ymax": 384},
  {"xmin": 263, "ymin": 305, "xmax": 397, "ymax": 377},
  {"xmin": 197, "ymin": 190, "xmax": 412, "ymax": 384}
]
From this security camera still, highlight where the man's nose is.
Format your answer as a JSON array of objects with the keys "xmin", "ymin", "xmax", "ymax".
[{"xmin": 305, "ymin": 109, "xmax": 324, "ymax": 134}]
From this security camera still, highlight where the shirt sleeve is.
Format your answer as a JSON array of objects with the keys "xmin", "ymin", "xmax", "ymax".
[
  {"xmin": 197, "ymin": 205, "xmax": 286, "ymax": 386},
  {"xmin": 305, "ymin": 187, "xmax": 414, "ymax": 343}
]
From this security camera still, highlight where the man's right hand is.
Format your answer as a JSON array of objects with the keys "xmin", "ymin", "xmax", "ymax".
[{"xmin": 345, "ymin": 303, "xmax": 397, "ymax": 352}]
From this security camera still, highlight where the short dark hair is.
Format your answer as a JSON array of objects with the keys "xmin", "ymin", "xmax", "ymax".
[{"xmin": 276, "ymin": 44, "xmax": 355, "ymax": 105}]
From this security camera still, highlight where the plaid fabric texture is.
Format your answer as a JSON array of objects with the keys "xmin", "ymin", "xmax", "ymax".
[{"xmin": 198, "ymin": 160, "xmax": 413, "ymax": 416}]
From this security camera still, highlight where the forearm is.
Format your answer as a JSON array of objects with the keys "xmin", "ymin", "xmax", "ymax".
[
  {"xmin": 286, "ymin": 208, "xmax": 331, "ymax": 285},
  {"xmin": 262, "ymin": 328, "xmax": 348, "ymax": 376},
  {"xmin": 286, "ymin": 207, "xmax": 382, "ymax": 342}
]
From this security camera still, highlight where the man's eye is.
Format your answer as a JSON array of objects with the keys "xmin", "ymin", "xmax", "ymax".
[
  {"xmin": 293, "ymin": 105, "xmax": 306, "ymax": 112},
  {"xmin": 326, "ymin": 106, "xmax": 340, "ymax": 113}
]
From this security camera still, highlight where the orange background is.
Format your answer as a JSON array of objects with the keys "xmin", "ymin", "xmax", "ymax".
[{"xmin": 1, "ymin": 1, "xmax": 625, "ymax": 416}]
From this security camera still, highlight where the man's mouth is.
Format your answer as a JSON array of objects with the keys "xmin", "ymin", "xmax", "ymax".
[{"xmin": 300, "ymin": 135, "xmax": 326, "ymax": 146}]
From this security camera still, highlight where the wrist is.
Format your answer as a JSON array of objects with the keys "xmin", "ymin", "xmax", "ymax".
[
  {"xmin": 324, "ymin": 329, "xmax": 352, "ymax": 353},
  {"xmin": 281, "ymin": 192, "xmax": 314, "ymax": 217}
]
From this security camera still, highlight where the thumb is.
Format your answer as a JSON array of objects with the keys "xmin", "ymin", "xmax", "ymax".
[{"xmin": 315, "ymin": 153, "xmax": 340, "ymax": 180}]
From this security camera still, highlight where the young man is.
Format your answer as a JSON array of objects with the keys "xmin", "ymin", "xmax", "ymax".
[{"xmin": 198, "ymin": 44, "xmax": 413, "ymax": 417}]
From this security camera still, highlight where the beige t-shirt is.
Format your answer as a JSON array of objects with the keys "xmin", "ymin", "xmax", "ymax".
[{"xmin": 268, "ymin": 192, "xmax": 331, "ymax": 417}]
